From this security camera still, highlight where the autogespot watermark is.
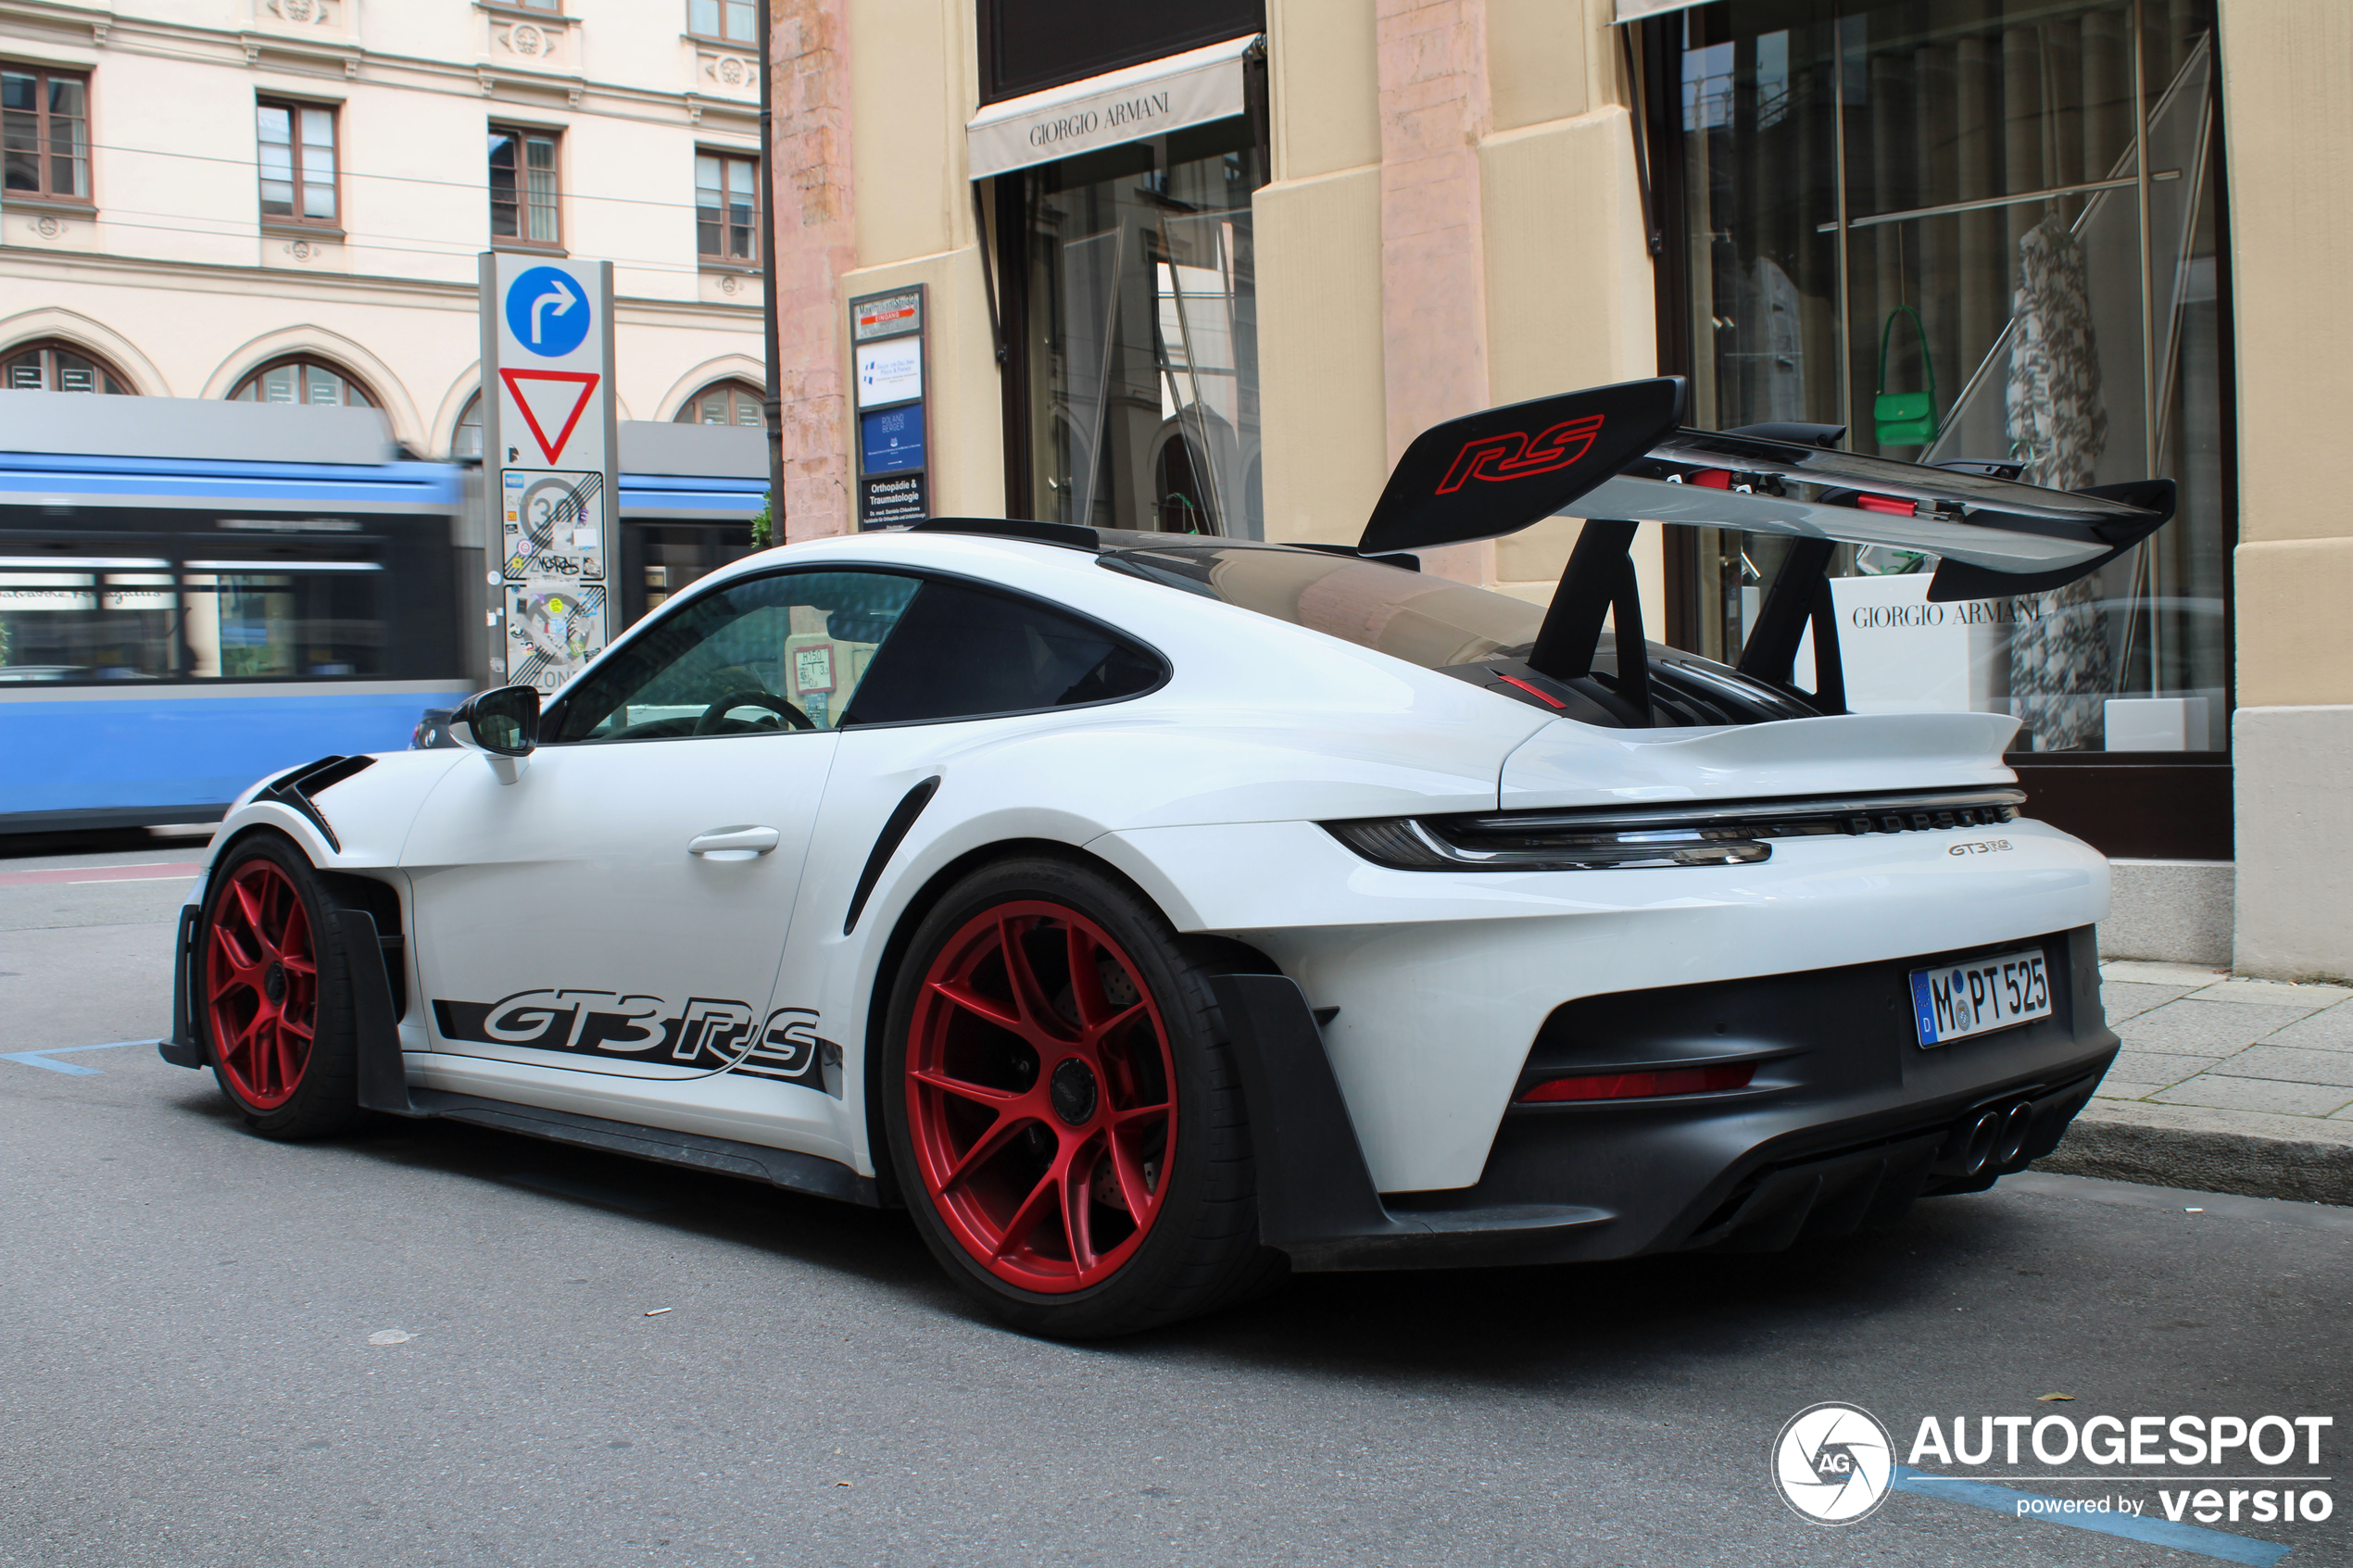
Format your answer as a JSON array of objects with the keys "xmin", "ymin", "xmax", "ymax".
[
  {"xmin": 1772, "ymin": 1401, "xmax": 2338, "ymax": 1534},
  {"xmin": 1772, "ymin": 1402, "xmax": 1896, "ymax": 1524}
]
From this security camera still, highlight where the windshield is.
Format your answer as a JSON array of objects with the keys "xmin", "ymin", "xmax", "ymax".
[{"xmin": 1101, "ymin": 545, "xmax": 1543, "ymax": 671}]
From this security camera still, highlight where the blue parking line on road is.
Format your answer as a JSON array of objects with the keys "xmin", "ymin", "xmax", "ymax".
[
  {"xmin": 1892, "ymin": 1465, "xmax": 2293, "ymax": 1564},
  {"xmin": 0, "ymin": 1041, "xmax": 157, "ymax": 1076}
]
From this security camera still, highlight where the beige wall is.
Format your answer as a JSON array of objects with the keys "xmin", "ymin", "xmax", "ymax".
[
  {"xmin": 2221, "ymin": 0, "xmax": 2353, "ymax": 708},
  {"xmin": 0, "ymin": 1, "xmax": 765, "ymax": 457}
]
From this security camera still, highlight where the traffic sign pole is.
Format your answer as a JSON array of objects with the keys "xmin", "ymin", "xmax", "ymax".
[{"xmin": 478, "ymin": 252, "xmax": 618, "ymax": 695}]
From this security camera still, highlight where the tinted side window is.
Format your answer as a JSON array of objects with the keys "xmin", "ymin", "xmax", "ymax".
[
  {"xmin": 551, "ymin": 570, "xmax": 919, "ymax": 742},
  {"xmin": 840, "ymin": 579, "xmax": 1162, "ymax": 726}
]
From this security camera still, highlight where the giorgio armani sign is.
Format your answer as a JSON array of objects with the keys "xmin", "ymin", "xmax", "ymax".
[{"xmin": 966, "ymin": 35, "xmax": 1256, "ymax": 179}]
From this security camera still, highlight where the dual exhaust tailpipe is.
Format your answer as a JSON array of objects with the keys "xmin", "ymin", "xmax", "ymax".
[{"xmin": 1938, "ymin": 1098, "xmax": 2039, "ymax": 1179}]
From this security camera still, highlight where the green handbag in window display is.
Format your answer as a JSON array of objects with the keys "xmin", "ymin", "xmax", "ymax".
[{"xmin": 1874, "ymin": 305, "xmax": 1939, "ymax": 447}]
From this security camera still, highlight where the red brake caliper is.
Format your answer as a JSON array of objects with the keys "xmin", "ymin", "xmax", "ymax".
[
  {"xmin": 907, "ymin": 902, "xmax": 1178, "ymax": 1294},
  {"xmin": 204, "ymin": 860, "xmax": 319, "ymax": 1110}
]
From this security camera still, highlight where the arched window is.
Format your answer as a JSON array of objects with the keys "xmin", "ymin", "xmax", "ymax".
[
  {"xmin": 3, "ymin": 339, "xmax": 133, "ymax": 394},
  {"xmin": 229, "ymin": 356, "xmax": 375, "ymax": 408},
  {"xmin": 453, "ymin": 392, "xmax": 484, "ymax": 458},
  {"xmin": 673, "ymin": 380, "xmax": 764, "ymax": 427}
]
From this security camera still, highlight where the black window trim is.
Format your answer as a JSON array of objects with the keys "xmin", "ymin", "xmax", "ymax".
[{"xmin": 540, "ymin": 560, "xmax": 1172, "ymax": 744}]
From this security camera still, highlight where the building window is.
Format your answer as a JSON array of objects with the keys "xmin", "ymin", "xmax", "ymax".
[
  {"xmin": 229, "ymin": 357, "xmax": 376, "ymax": 408},
  {"xmin": 3, "ymin": 340, "xmax": 132, "ymax": 394},
  {"xmin": 696, "ymin": 150, "xmax": 759, "ymax": 263},
  {"xmin": 1653, "ymin": 0, "xmax": 2228, "ymax": 758},
  {"xmin": 1007, "ymin": 119, "xmax": 1266, "ymax": 536},
  {"xmin": 454, "ymin": 393, "xmax": 484, "ymax": 458},
  {"xmin": 2, "ymin": 66, "xmax": 91, "ymax": 203},
  {"xmin": 257, "ymin": 99, "xmax": 338, "ymax": 226},
  {"xmin": 489, "ymin": 125, "xmax": 560, "ymax": 246},
  {"xmin": 673, "ymin": 381, "xmax": 765, "ymax": 427},
  {"xmin": 686, "ymin": 0, "xmax": 758, "ymax": 43}
]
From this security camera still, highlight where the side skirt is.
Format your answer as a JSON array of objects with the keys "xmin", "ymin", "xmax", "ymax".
[{"xmin": 339, "ymin": 908, "xmax": 878, "ymax": 1209}]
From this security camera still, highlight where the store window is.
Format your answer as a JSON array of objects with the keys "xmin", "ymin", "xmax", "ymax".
[
  {"xmin": 686, "ymin": 0, "xmax": 757, "ymax": 43},
  {"xmin": 1653, "ymin": 0, "xmax": 2227, "ymax": 757},
  {"xmin": 257, "ymin": 99, "xmax": 338, "ymax": 227},
  {"xmin": 3, "ymin": 340, "xmax": 132, "ymax": 394},
  {"xmin": 1005, "ymin": 118, "xmax": 1265, "ymax": 536},
  {"xmin": 229, "ymin": 357, "xmax": 376, "ymax": 408},
  {"xmin": 696, "ymin": 149, "xmax": 759, "ymax": 263},
  {"xmin": 489, "ymin": 125, "xmax": 561, "ymax": 247},
  {"xmin": 2, "ymin": 65, "xmax": 90, "ymax": 203},
  {"xmin": 673, "ymin": 380, "xmax": 764, "ymax": 427}
]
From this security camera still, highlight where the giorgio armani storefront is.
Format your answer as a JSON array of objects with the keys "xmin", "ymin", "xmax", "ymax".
[
  {"xmin": 773, "ymin": 0, "xmax": 2349, "ymax": 979},
  {"xmin": 1629, "ymin": 0, "xmax": 2234, "ymax": 872},
  {"xmin": 969, "ymin": 8, "xmax": 1271, "ymax": 539}
]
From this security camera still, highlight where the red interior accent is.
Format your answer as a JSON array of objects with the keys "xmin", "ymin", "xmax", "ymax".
[
  {"xmin": 1518, "ymin": 1063, "xmax": 1755, "ymax": 1103},
  {"xmin": 1691, "ymin": 469, "xmax": 1732, "ymax": 489},
  {"xmin": 1856, "ymin": 493, "xmax": 1916, "ymax": 516},
  {"xmin": 1495, "ymin": 674, "xmax": 1567, "ymax": 708}
]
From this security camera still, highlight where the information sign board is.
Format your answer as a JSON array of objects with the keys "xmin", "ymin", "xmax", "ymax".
[{"xmin": 848, "ymin": 284, "xmax": 928, "ymax": 529}]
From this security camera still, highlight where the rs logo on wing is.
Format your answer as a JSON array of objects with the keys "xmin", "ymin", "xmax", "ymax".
[{"xmin": 1433, "ymin": 415, "xmax": 1605, "ymax": 495}]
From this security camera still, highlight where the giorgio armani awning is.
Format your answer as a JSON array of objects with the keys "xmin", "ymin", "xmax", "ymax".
[
  {"xmin": 965, "ymin": 34, "xmax": 1259, "ymax": 182},
  {"xmin": 1612, "ymin": 0, "xmax": 1707, "ymax": 19}
]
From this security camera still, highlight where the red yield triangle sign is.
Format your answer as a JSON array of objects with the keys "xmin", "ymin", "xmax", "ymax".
[{"xmin": 500, "ymin": 369, "xmax": 601, "ymax": 464}]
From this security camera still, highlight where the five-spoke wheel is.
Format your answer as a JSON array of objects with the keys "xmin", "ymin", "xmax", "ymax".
[
  {"xmin": 905, "ymin": 900, "xmax": 1178, "ymax": 1293},
  {"xmin": 197, "ymin": 837, "xmax": 359, "ymax": 1138},
  {"xmin": 205, "ymin": 857, "xmax": 320, "ymax": 1109},
  {"xmin": 883, "ymin": 857, "xmax": 1277, "ymax": 1336}
]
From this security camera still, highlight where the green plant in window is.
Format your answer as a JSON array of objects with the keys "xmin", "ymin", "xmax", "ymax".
[{"xmin": 749, "ymin": 489, "xmax": 775, "ymax": 548}]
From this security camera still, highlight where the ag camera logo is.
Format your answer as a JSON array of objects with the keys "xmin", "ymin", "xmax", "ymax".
[{"xmin": 1773, "ymin": 1402, "xmax": 1895, "ymax": 1524}]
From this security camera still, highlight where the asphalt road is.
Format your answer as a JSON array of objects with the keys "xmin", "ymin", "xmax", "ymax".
[{"xmin": 3, "ymin": 839, "xmax": 2349, "ymax": 1568}]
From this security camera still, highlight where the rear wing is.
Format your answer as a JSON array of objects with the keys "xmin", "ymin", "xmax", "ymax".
[{"xmin": 1357, "ymin": 377, "xmax": 2175, "ymax": 719}]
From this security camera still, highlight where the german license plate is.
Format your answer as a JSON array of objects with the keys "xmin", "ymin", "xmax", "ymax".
[{"xmin": 1909, "ymin": 948, "xmax": 2052, "ymax": 1047}]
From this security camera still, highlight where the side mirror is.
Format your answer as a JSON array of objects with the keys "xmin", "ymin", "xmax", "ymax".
[{"xmin": 448, "ymin": 684, "xmax": 539, "ymax": 781}]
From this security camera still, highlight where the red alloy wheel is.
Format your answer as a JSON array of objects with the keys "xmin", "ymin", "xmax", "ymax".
[
  {"xmin": 205, "ymin": 859, "xmax": 320, "ymax": 1110},
  {"xmin": 905, "ymin": 901, "xmax": 1179, "ymax": 1294}
]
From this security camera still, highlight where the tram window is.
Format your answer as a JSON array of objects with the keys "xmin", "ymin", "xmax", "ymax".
[
  {"xmin": 0, "ymin": 558, "xmax": 392, "ymax": 682},
  {"xmin": 621, "ymin": 521, "xmax": 756, "ymax": 628},
  {"xmin": 182, "ymin": 565, "xmax": 386, "ymax": 678},
  {"xmin": 0, "ymin": 566, "xmax": 180, "ymax": 681}
]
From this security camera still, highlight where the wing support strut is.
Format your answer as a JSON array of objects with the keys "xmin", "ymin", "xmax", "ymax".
[
  {"xmin": 1526, "ymin": 521, "xmax": 1650, "ymax": 724},
  {"xmin": 1733, "ymin": 538, "xmax": 1847, "ymax": 714}
]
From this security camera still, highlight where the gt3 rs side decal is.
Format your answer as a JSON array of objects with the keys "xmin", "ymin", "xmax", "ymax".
[{"xmin": 431, "ymin": 987, "xmax": 831, "ymax": 1087}]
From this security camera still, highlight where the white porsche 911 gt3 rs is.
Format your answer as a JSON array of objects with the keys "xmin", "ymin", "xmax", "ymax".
[{"xmin": 162, "ymin": 378, "xmax": 2163, "ymax": 1336}]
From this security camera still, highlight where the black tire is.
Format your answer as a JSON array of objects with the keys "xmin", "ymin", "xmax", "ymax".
[
  {"xmin": 880, "ymin": 855, "xmax": 1285, "ymax": 1337},
  {"xmin": 195, "ymin": 834, "xmax": 361, "ymax": 1141}
]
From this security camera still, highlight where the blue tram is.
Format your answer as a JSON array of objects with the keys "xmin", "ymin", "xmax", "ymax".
[{"xmin": 0, "ymin": 391, "xmax": 765, "ymax": 834}]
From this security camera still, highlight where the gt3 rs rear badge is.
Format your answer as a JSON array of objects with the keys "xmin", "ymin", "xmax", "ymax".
[{"xmin": 432, "ymin": 987, "xmax": 827, "ymax": 1085}]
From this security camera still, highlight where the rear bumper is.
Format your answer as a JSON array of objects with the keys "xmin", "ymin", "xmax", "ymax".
[{"xmin": 1218, "ymin": 925, "xmax": 2114, "ymax": 1272}]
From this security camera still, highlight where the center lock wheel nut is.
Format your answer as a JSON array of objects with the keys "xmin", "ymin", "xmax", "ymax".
[{"xmin": 1050, "ymin": 1057, "xmax": 1099, "ymax": 1125}]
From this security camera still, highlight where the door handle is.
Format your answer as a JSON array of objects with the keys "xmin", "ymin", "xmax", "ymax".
[{"xmin": 687, "ymin": 825, "xmax": 781, "ymax": 859}]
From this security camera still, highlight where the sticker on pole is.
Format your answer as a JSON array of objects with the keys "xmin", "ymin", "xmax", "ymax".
[
  {"xmin": 501, "ymin": 469, "xmax": 606, "ymax": 581},
  {"xmin": 504, "ymin": 264, "xmax": 593, "ymax": 358},
  {"xmin": 499, "ymin": 369, "xmax": 600, "ymax": 464}
]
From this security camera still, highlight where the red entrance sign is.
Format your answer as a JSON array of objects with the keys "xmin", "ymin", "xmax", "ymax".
[{"xmin": 499, "ymin": 369, "xmax": 601, "ymax": 464}]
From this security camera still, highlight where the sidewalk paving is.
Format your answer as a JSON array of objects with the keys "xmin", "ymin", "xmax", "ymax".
[{"xmin": 2033, "ymin": 960, "xmax": 2353, "ymax": 1206}]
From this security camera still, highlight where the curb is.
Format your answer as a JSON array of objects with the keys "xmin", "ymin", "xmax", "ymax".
[{"xmin": 2034, "ymin": 1102, "xmax": 2353, "ymax": 1207}]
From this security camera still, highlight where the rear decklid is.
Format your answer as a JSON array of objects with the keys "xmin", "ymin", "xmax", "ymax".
[{"xmin": 1498, "ymin": 709, "xmax": 2020, "ymax": 810}]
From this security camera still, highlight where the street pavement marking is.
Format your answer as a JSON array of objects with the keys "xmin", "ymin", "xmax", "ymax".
[
  {"xmin": 0, "ymin": 862, "xmax": 201, "ymax": 887},
  {"xmin": 1893, "ymin": 1466, "xmax": 2293, "ymax": 1564},
  {"xmin": 0, "ymin": 1041, "xmax": 157, "ymax": 1076}
]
